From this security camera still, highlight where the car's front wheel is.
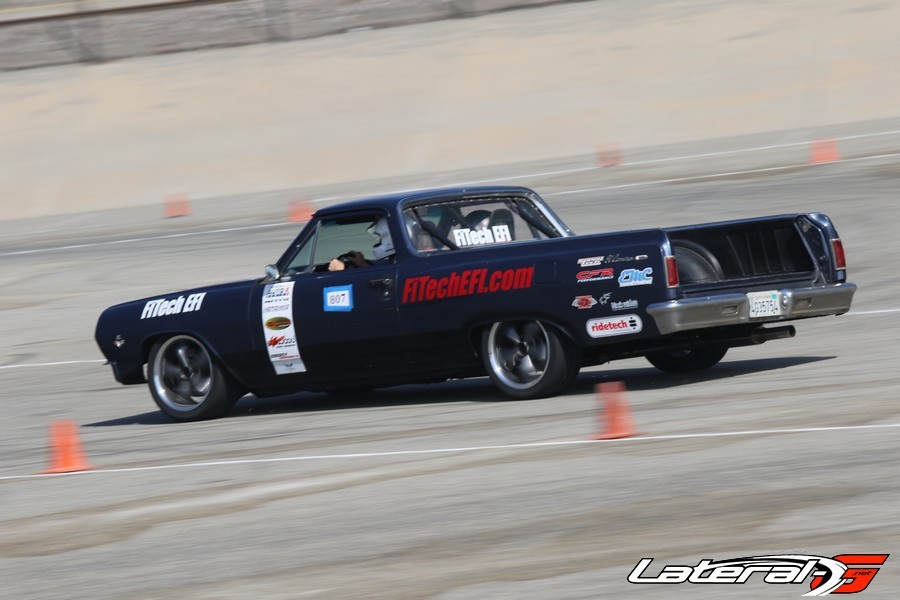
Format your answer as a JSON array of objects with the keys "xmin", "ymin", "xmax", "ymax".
[
  {"xmin": 148, "ymin": 335, "xmax": 241, "ymax": 421},
  {"xmin": 481, "ymin": 320, "xmax": 577, "ymax": 399}
]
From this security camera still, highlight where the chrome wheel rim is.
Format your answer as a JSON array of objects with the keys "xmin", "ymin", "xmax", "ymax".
[
  {"xmin": 487, "ymin": 321, "xmax": 549, "ymax": 390},
  {"xmin": 151, "ymin": 335, "xmax": 213, "ymax": 413}
]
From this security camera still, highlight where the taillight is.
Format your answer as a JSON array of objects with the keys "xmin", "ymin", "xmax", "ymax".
[
  {"xmin": 665, "ymin": 255, "xmax": 679, "ymax": 287},
  {"xmin": 831, "ymin": 238, "xmax": 846, "ymax": 270}
]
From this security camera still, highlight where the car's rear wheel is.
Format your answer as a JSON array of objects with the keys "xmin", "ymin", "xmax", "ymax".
[
  {"xmin": 148, "ymin": 335, "xmax": 241, "ymax": 421},
  {"xmin": 481, "ymin": 320, "xmax": 577, "ymax": 399},
  {"xmin": 646, "ymin": 345, "xmax": 728, "ymax": 373}
]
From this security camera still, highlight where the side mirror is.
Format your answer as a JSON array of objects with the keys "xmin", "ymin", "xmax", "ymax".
[{"xmin": 263, "ymin": 264, "xmax": 281, "ymax": 282}]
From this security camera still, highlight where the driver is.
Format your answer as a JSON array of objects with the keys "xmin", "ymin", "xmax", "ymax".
[{"xmin": 328, "ymin": 216, "xmax": 395, "ymax": 271}]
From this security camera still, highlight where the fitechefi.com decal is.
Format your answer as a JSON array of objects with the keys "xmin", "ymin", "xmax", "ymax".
[
  {"xmin": 261, "ymin": 282, "xmax": 306, "ymax": 375},
  {"xmin": 627, "ymin": 553, "xmax": 889, "ymax": 596}
]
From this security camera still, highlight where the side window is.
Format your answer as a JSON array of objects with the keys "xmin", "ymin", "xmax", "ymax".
[
  {"xmin": 312, "ymin": 219, "xmax": 378, "ymax": 265},
  {"xmin": 286, "ymin": 235, "xmax": 314, "ymax": 272},
  {"xmin": 284, "ymin": 213, "xmax": 392, "ymax": 274}
]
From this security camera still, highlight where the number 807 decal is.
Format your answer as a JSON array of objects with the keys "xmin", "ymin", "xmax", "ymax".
[{"xmin": 324, "ymin": 285, "xmax": 353, "ymax": 312}]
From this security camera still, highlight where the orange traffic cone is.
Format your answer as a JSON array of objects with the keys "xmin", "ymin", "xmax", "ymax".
[
  {"xmin": 597, "ymin": 143, "xmax": 623, "ymax": 167},
  {"xmin": 164, "ymin": 193, "xmax": 191, "ymax": 218},
  {"xmin": 810, "ymin": 139, "xmax": 841, "ymax": 164},
  {"xmin": 593, "ymin": 381, "xmax": 638, "ymax": 440},
  {"xmin": 42, "ymin": 420, "xmax": 94, "ymax": 474},
  {"xmin": 288, "ymin": 199, "xmax": 313, "ymax": 223}
]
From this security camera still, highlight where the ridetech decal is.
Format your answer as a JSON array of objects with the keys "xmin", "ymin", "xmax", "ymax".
[
  {"xmin": 402, "ymin": 267, "xmax": 533, "ymax": 304},
  {"xmin": 260, "ymin": 281, "xmax": 306, "ymax": 374},
  {"xmin": 141, "ymin": 292, "xmax": 206, "ymax": 319},
  {"xmin": 586, "ymin": 315, "xmax": 642, "ymax": 337},
  {"xmin": 628, "ymin": 554, "xmax": 889, "ymax": 596}
]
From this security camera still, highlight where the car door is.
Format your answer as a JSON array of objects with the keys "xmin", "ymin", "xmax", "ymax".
[
  {"xmin": 288, "ymin": 263, "xmax": 403, "ymax": 376},
  {"xmin": 255, "ymin": 211, "xmax": 405, "ymax": 385}
]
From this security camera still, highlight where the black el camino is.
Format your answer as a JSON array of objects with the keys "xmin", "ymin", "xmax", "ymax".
[{"xmin": 96, "ymin": 186, "xmax": 855, "ymax": 421}]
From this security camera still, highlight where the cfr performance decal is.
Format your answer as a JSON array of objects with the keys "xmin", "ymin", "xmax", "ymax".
[
  {"xmin": 261, "ymin": 282, "xmax": 306, "ymax": 374},
  {"xmin": 586, "ymin": 314, "xmax": 643, "ymax": 337},
  {"xmin": 402, "ymin": 267, "xmax": 534, "ymax": 304},
  {"xmin": 577, "ymin": 268, "xmax": 614, "ymax": 283},
  {"xmin": 323, "ymin": 285, "xmax": 353, "ymax": 312}
]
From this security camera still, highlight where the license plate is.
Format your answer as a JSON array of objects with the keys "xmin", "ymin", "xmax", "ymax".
[{"xmin": 747, "ymin": 290, "xmax": 783, "ymax": 318}]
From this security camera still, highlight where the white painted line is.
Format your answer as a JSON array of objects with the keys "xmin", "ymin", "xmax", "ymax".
[
  {"xmin": 0, "ymin": 360, "xmax": 105, "ymax": 370},
  {"xmin": 614, "ymin": 129, "xmax": 900, "ymax": 167},
  {"xmin": 846, "ymin": 308, "xmax": 900, "ymax": 315},
  {"xmin": 0, "ymin": 222, "xmax": 292, "ymax": 257},
  {"xmin": 547, "ymin": 152, "xmax": 900, "ymax": 196},
  {"xmin": 4, "ymin": 421, "xmax": 899, "ymax": 481},
  {"xmin": 5, "ymin": 146, "xmax": 900, "ymax": 256}
]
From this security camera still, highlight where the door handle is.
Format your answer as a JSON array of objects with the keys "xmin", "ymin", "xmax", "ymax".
[{"xmin": 368, "ymin": 278, "xmax": 393, "ymax": 297}]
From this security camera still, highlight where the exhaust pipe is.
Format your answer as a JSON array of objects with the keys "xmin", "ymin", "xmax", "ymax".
[{"xmin": 750, "ymin": 325, "xmax": 796, "ymax": 344}]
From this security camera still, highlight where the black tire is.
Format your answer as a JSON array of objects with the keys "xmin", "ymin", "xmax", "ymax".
[
  {"xmin": 481, "ymin": 320, "xmax": 577, "ymax": 399},
  {"xmin": 147, "ymin": 335, "xmax": 242, "ymax": 421},
  {"xmin": 672, "ymin": 240, "xmax": 723, "ymax": 284},
  {"xmin": 646, "ymin": 345, "xmax": 728, "ymax": 373}
]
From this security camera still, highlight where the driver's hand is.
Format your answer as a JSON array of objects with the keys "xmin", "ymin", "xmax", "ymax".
[
  {"xmin": 344, "ymin": 250, "xmax": 368, "ymax": 267},
  {"xmin": 328, "ymin": 258, "xmax": 346, "ymax": 271}
]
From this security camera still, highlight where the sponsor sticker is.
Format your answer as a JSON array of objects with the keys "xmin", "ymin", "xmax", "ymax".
[
  {"xmin": 453, "ymin": 224, "xmax": 512, "ymax": 247},
  {"xmin": 577, "ymin": 268, "xmax": 614, "ymax": 283},
  {"xmin": 618, "ymin": 267, "xmax": 653, "ymax": 287},
  {"xmin": 324, "ymin": 284, "xmax": 353, "ymax": 312},
  {"xmin": 402, "ymin": 266, "xmax": 533, "ymax": 304},
  {"xmin": 586, "ymin": 314, "xmax": 643, "ymax": 338},
  {"xmin": 260, "ymin": 282, "xmax": 306, "ymax": 374},
  {"xmin": 611, "ymin": 299, "xmax": 639, "ymax": 311},
  {"xmin": 627, "ymin": 553, "xmax": 889, "ymax": 595},
  {"xmin": 606, "ymin": 253, "xmax": 648, "ymax": 263},
  {"xmin": 265, "ymin": 316, "xmax": 292, "ymax": 330},
  {"xmin": 579, "ymin": 254, "xmax": 649, "ymax": 266},
  {"xmin": 572, "ymin": 295, "xmax": 598, "ymax": 309},
  {"xmin": 140, "ymin": 292, "xmax": 206, "ymax": 319},
  {"xmin": 598, "ymin": 292, "xmax": 612, "ymax": 305},
  {"xmin": 263, "ymin": 302, "xmax": 292, "ymax": 314},
  {"xmin": 577, "ymin": 256, "xmax": 605, "ymax": 267}
]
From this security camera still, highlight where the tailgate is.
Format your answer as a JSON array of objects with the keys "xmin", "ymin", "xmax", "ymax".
[{"xmin": 664, "ymin": 213, "xmax": 847, "ymax": 296}]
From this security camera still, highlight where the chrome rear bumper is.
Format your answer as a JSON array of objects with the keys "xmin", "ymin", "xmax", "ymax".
[{"xmin": 646, "ymin": 283, "xmax": 857, "ymax": 336}]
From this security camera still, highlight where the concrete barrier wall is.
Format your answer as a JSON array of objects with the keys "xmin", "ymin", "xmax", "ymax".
[{"xmin": 0, "ymin": 0, "xmax": 578, "ymax": 70}]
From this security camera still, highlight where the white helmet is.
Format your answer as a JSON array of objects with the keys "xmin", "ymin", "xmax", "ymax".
[{"xmin": 370, "ymin": 217, "xmax": 395, "ymax": 260}]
